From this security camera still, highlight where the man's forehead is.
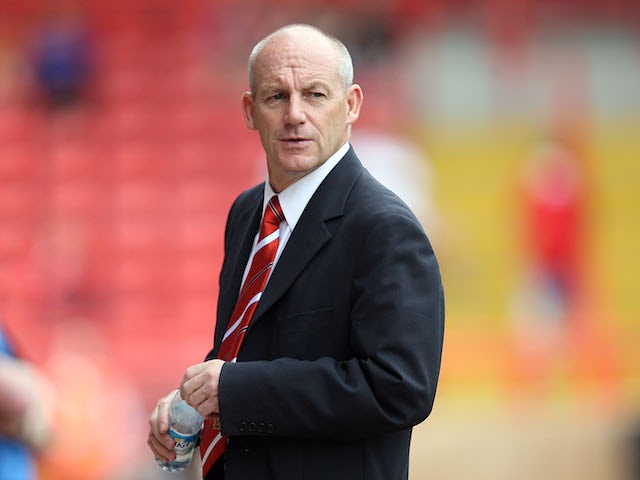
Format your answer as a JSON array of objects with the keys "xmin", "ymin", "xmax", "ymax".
[
  {"xmin": 255, "ymin": 51, "xmax": 338, "ymax": 87},
  {"xmin": 264, "ymin": 44, "xmax": 332, "ymax": 68}
]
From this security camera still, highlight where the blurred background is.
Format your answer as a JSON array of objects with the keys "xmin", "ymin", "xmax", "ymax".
[{"xmin": 0, "ymin": 0, "xmax": 638, "ymax": 478}]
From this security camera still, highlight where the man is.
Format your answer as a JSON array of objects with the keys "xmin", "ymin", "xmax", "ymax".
[{"xmin": 148, "ymin": 24, "xmax": 444, "ymax": 480}]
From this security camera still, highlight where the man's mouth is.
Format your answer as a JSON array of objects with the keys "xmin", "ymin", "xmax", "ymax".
[{"xmin": 280, "ymin": 137, "xmax": 312, "ymax": 149}]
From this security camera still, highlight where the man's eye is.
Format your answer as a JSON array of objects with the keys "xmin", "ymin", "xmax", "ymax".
[
  {"xmin": 270, "ymin": 93, "xmax": 284, "ymax": 100},
  {"xmin": 311, "ymin": 92, "xmax": 325, "ymax": 98}
]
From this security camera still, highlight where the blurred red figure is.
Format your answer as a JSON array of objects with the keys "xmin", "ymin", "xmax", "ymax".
[
  {"xmin": 510, "ymin": 136, "xmax": 623, "ymax": 412},
  {"xmin": 509, "ymin": 136, "xmax": 593, "ymax": 399},
  {"xmin": 519, "ymin": 138, "xmax": 585, "ymax": 323}
]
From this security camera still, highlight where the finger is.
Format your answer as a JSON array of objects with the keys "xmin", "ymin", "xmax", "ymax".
[
  {"xmin": 181, "ymin": 360, "xmax": 223, "ymax": 413},
  {"xmin": 195, "ymin": 395, "xmax": 220, "ymax": 418},
  {"xmin": 181, "ymin": 362, "xmax": 215, "ymax": 404},
  {"xmin": 184, "ymin": 377, "xmax": 219, "ymax": 415},
  {"xmin": 156, "ymin": 392, "xmax": 173, "ymax": 434},
  {"xmin": 180, "ymin": 375, "xmax": 204, "ymax": 406},
  {"xmin": 148, "ymin": 431, "xmax": 176, "ymax": 463},
  {"xmin": 148, "ymin": 405, "xmax": 174, "ymax": 461},
  {"xmin": 149, "ymin": 392, "xmax": 177, "ymax": 451},
  {"xmin": 185, "ymin": 382, "xmax": 210, "ymax": 407},
  {"xmin": 182, "ymin": 362, "xmax": 210, "ymax": 384}
]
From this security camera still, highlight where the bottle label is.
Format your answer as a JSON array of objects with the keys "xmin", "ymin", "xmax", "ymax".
[{"xmin": 168, "ymin": 428, "xmax": 199, "ymax": 462}]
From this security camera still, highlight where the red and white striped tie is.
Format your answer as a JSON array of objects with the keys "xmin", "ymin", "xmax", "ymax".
[{"xmin": 200, "ymin": 195, "xmax": 285, "ymax": 478}]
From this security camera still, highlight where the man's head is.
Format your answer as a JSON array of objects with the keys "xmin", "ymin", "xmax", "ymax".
[{"xmin": 241, "ymin": 24, "xmax": 363, "ymax": 192}]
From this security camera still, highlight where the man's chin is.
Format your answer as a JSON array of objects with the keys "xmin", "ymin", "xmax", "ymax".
[{"xmin": 276, "ymin": 151, "xmax": 320, "ymax": 170}]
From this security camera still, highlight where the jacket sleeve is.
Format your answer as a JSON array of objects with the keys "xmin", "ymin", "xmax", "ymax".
[{"xmin": 218, "ymin": 211, "xmax": 445, "ymax": 440}]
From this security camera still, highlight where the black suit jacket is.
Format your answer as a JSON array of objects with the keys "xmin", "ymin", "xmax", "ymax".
[{"xmin": 204, "ymin": 148, "xmax": 444, "ymax": 480}]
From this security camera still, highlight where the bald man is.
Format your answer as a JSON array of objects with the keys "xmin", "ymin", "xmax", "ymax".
[{"xmin": 148, "ymin": 24, "xmax": 444, "ymax": 480}]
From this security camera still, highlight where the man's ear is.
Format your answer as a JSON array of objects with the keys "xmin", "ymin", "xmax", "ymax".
[
  {"xmin": 241, "ymin": 91, "xmax": 257, "ymax": 130},
  {"xmin": 346, "ymin": 84, "xmax": 363, "ymax": 126}
]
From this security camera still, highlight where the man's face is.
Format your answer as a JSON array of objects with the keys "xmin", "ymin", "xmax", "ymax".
[{"xmin": 242, "ymin": 31, "xmax": 362, "ymax": 192}]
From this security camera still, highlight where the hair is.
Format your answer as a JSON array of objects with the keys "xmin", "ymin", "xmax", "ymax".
[{"xmin": 248, "ymin": 24, "xmax": 354, "ymax": 93}]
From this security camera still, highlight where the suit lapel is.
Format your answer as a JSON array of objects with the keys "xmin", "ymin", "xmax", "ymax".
[
  {"xmin": 250, "ymin": 148, "xmax": 364, "ymax": 325},
  {"xmin": 251, "ymin": 201, "xmax": 331, "ymax": 322}
]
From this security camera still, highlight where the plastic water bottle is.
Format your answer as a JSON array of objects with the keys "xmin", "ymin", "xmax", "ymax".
[{"xmin": 156, "ymin": 390, "xmax": 204, "ymax": 472}]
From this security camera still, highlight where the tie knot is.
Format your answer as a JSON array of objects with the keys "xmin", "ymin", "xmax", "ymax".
[{"xmin": 263, "ymin": 195, "xmax": 285, "ymax": 227}]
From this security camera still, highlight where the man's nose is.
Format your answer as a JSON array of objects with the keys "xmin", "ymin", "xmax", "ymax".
[{"xmin": 284, "ymin": 95, "xmax": 305, "ymax": 125}]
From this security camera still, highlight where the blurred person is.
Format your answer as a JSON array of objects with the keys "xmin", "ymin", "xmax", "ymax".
[
  {"xmin": 509, "ymin": 137, "xmax": 586, "ymax": 352},
  {"xmin": 0, "ymin": 319, "xmax": 51, "ymax": 480},
  {"xmin": 29, "ymin": 4, "xmax": 93, "ymax": 111},
  {"xmin": 512, "ymin": 132, "xmax": 624, "ymax": 413},
  {"xmin": 506, "ymin": 135, "xmax": 615, "ymax": 400},
  {"xmin": 148, "ymin": 24, "xmax": 444, "ymax": 480},
  {"xmin": 518, "ymin": 137, "xmax": 585, "ymax": 321}
]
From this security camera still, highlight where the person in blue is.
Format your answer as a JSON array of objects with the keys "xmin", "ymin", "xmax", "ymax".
[
  {"xmin": 0, "ymin": 322, "xmax": 50, "ymax": 480},
  {"xmin": 30, "ymin": 5, "xmax": 93, "ymax": 110}
]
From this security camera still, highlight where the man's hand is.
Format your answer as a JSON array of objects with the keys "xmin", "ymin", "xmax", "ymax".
[
  {"xmin": 147, "ymin": 390, "xmax": 178, "ymax": 463},
  {"xmin": 181, "ymin": 359, "xmax": 224, "ymax": 419}
]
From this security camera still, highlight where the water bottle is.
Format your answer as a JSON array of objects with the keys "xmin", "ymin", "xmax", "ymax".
[{"xmin": 156, "ymin": 390, "xmax": 204, "ymax": 472}]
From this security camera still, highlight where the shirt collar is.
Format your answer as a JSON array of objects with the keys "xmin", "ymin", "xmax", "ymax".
[{"xmin": 263, "ymin": 142, "xmax": 350, "ymax": 231}]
